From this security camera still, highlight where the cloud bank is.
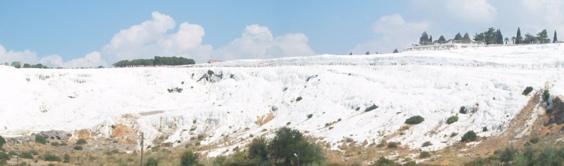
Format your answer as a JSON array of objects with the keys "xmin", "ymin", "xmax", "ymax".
[{"xmin": 0, "ymin": 11, "xmax": 314, "ymax": 68}]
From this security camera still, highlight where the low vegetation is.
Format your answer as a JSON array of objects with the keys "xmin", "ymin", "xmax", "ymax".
[
  {"xmin": 446, "ymin": 116, "xmax": 458, "ymax": 124},
  {"xmin": 405, "ymin": 115, "xmax": 424, "ymax": 125},
  {"xmin": 35, "ymin": 134, "xmax": 47, "ymax": 144},
  {"xmin": 461, "ymin": 131, "xmax": 477, "ymax": 142},
  {"xmin": 113, "ymin": 56, "xmax": 195, "ymax": 67},
  {"xmin": 467, "ymin": 145, "xmax": 564, "ymax": 165},
  {"xmin": 522, "ymin": 86, "xmax": 533, "ymax": 96}
]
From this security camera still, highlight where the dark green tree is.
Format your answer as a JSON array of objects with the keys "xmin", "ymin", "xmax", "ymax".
[
  {"xmin": 495, "ymin": 29, "xmax": 504, "ymax": 44},
  {"xmin": 523, "ymin": 34, "xmax": 537, "ymax": 44},
  {"xmin": 248, "ymin": 137, "xmax": 269, "ymax": 165},
  {"xmin": 268, "ymin": 127, "xmax": 323, "ymax": 166},
  {"xmin": 0, "ymin": 135, "xmax": 5, "ymax": 149},
  {"xmin": 419, "ymin": 32, "xmax": 430, "ymax": 45},
  {"xmin": 437, "ymin": 35, "xmax": 447, "ymax": 44},
  {"xmin": 454, "ymin": 33, "xmax": 463, "ymax": 42},
  {"xmin": 516, "ymin": 27, "xmax": 523, "ymax": 44},
  {"xmin": 537, "ymin": 29, "xmax": 550, "ymax": 43},
  {"xmin": 180, "ymin": 151, "xmax": 198, "ymax": 166},
  {"xmin": 554, "ymin": 30, "xmax": 558, "ymax": 43},
  {"xmin": 146, "ymin": 157, "xmax": 158, "ymax": 166},
  {"xmin": 462, "ymin": 33, "xmax": 471, "ymax": 43}
]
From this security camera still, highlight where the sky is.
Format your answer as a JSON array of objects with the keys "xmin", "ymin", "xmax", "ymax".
[{"xmin": 0, "ymin": 0, "xmax": 563, "ymax": 67}]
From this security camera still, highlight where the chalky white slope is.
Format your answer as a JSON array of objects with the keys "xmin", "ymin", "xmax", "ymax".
[{"xmin": 1, "ymin": 44, "xmax": 564, "ymax": 154}]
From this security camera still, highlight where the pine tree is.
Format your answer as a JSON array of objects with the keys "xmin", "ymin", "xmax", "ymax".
[
  {"xmin": 554, "ymin": 30, "xmax": 558, "ymax": 43},
  {"xmin": 495, "ymin": 29, "xmax": 504, "ymax": 44},
  {"xmin": 516, "ymin": 27, "xmax": 523, "ymax": 44},
  {"xmin": 419, "ymin": 32, "xmax": 430, "ymax": 45},
  {"xmin": 537, "ymin": 29, "xmax": 549, "ymax": 43},
  {"xmin": 437, "ymin": 35, "xmax": 447, "ymax": 44},
  {"xmin": 429, "ymin": 35, "xmax": 433, "ymax": 44},
  {"xmin": 454, "ymin": 33, "xmax": 463, "ymax": 42},
  {"xmin": 462, "ymin": 33, "xmax": 471, "ymax": 43}
]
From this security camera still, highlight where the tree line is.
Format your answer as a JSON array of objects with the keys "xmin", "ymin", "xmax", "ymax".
[
  {"xmin": 419, "ymin": 27, "xmax": 559, "ymax": 46},
  {"xmin": 4, "ymin": 61, "xmax": 49, "ymax": 69},
  {"xmin": 113, "ymin": 56, "xmax": 195, "ymax": 67}
]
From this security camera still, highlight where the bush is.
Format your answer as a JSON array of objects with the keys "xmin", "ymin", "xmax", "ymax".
[
  {"xmin": 543, "ymin": 89, "xmax": 551, "ymax": 103},
  {"xmin": 461, "ymin": 131, "xmax": 477, "ymax": 142},
  {"xmin": 35, "ymin": 135, "xmax": 47, "ymax": 144},
  {"xmin": 365, "ymin": 104, "xmax": 379, "ymax": 112},
  {"xmin": 421, "ymin": 141, "xmax": 432, "ymax": 147},
  {"xmin": 268, "ymin": 127, "xmax": 324, "ymax": 165},
  {"xmin": 522, "ymin": 86, "xmax": 533, "ymax": 96},
  {"xmin": 73, "ymin": 145, "xmax": 83, "ymax": 150},
  {"xmin": 459, "ymin": 106, "xmax": 468, "ymax": 114},
  {"xmin": 373, "ymin": 157, "xmax": 399, "ymax": 166},
  {"xmin": 307, "ymin": 114, "xmax": 313, "ymax": 119},
  {"xmin": 146, "ymin": 157, "xmax": 158, "ymax": 166},
  {"xmin": 419, "ymin": 151, "xmax": 431, "ymax": 159},
  {"xmin": 43, "ymin": 154, "xmax": 61, "ymax": 161},
  {"xmin": 76, "ymin": 139, "xmax": 87, "ymax": 145},
  {"xmin": 405, "ymin": 116, "xmax": 424, "ymax": 125},
  {"xmin": 180, "ymin": 151, "xmax": 198, "ymax": 166},
  {"xmin": 387, "ymin": 142, "xmax": 399, "ymax": 149},
  {"xmin": 0, "ymin": 136, "xmax": 5, "ymax": 149},
  {"xmin": 248, "ymin": 137, "xmax": 268, "ymax": 164},
  {"xmin": 498, "ymin": 147, "xmax": 516, "ymax": 163},
  {"xmin": 20, "ymin": 151, "xmax": 34, "ymax": 159},
  {"xmin": 63, "ymin": 154, "xmax": 70, "ymax": 163},
  {"xmin": 0, "ymin": 151, "xmax": 10, "ymax": 160},
  {"xmin": 446, "ymin": 116, "xmax": 458, "ymax": 124}
]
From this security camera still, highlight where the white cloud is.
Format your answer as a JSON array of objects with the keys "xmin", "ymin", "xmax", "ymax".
[
  {"xmin": 410, "ymin": 0, "xmax": 496, "ymax": 24},
  {"xmin": 353, "ymin": 14, "xmax": 429, "ymax": 53},
  {"xmin": 39, "ymin": 55, "xmax": 64, "ymax": 67},
  {"xmin": 64, "ymin": 52, "xmax": 105, "ymax": 68},
  {"xmin": 215, "ymin": 24, "xmax": 314, "ymax": 60},
  {"xmin": 519, "ymin": 0, "xmax": 564, "ymax": 33},
  {"xmin": 445, "ymin": 0, "xmax": 497, "ymax": 23},
  {"xmin": 0, "ymin": 44, "xmax": 40, "ymax": 64},
  {"xmin": 102, "ymin": 11, "xmax": 212, "ymax": 63}
]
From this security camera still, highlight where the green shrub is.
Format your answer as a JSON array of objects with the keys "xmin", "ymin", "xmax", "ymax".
[
  {"xmin": 0, "ymin": 151, "xmax": 10, "ymax": 160},
  {"xmin": 498, "ymin": 147, "xmax": 516, "ymax": 163},
  {"xmin": 76, "ymin": 139, "xmax": 87, "ymax": 145},
  {"xmin": 268, "ymin": 127, "xmax": 324, "ymax": 165},
  {"xmin": 248, "ymin": 137, "xmax": 268, "ymax": 164},
  {"xmin": 0, "ymin": 135, "xmax": 5, "ymax": 149},
  {"xmin": 522, "ymin": 86, "xmax": 533, "ymax": 96},
  {"xmin": 73, "ymin": 145, "xmax": 83, "ymax": 150},
  {"xmin": 421, "ymin": 141, "xmax": 432, "ymax": 147},
  {"xmin": 543, "ymin": 90, "xmax": 551, "ymax": 103},
  {"xmin": 419, "ymin": 151, "xmax": 431, "ymax": 158},
  {"xmin": 459, "ymin": 106, "xmax": 468, "ymax": 114},
  {"xmin": 35, "ymin": 135, "xmax": 47, "ymax": 144},
  {"xmin": 405, "ymin": 116, "xmax": 424, "ymax": 125},
  {"xmin": 63, "ymin": 154, "xmax": 70, "ymax": 163},
  {"xmin": 461, "ymin": 131, "xmax": 477, "ymax": 142},
  {"xmin": 180, "ymin": 151, "xmax": 198, "ymax": 166},
  {"xmin": 43, "ymin": 154, "xmax": 61, "ymax": 161},
  {"xmin": 529, "ymin": 137, "xmax": 539, "ymax": 144},
  {"xmin": 373, "ymin": 157, "xmax": 399, "ymax": 166},
  {"xmin": 20, "ymin": 151, "xmax": 33, "ymax": 159},
  {"xmin": 446, "ymin": 116, "xmax": 458, "ymax": 124},
  {"xmin": 307, "ymin": 114, "xmax": 313, "ymax": 119},
  {"xmin": 145, "ymin": 157, "xmax": 158, "ymax": 166},
  {"xmin": 365, "ymin": 104, "xmax": 378, "ymax": 112},
  {"xmin": 387, "ymin": 142, "xmax": 399, "ymax": 149}
]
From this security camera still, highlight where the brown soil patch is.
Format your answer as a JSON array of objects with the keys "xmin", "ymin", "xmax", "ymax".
[
  {"xmin": 255, "ymin": 112, "xmax": 275, "ymax": 126},
  {"xmin": 111, "ymin": 124, "xmax": 138, "ymax": 145}
]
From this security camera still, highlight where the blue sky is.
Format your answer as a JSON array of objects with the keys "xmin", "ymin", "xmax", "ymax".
[{"xmin": 0, "ymin": 0, "xmax": 562, "ymax": 67}]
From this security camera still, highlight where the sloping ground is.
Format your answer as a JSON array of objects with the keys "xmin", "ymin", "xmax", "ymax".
[{"xmin": 1, "ymin": 44, "xmax": 564, "ymax": 158}]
